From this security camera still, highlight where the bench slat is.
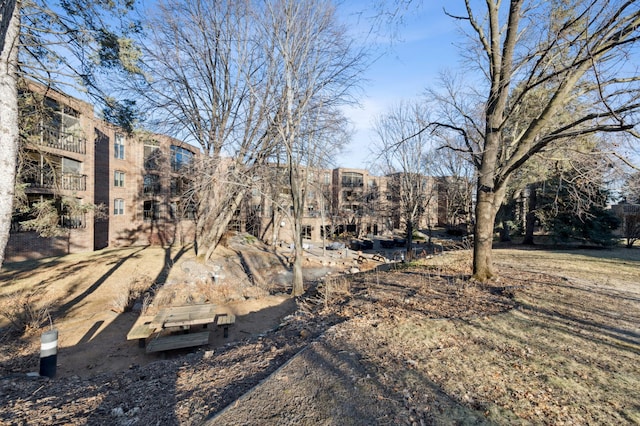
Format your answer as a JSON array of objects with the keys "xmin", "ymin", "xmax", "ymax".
[
  {"xmin": 145, "ymin": 331, "xmax": 210, "ymax": 353},
  {"xmin": 215, "ymin": 313, "xmax": 236, "ymax": 326},
  {"xmin": 126, "ymin": 315, "xmax": 157, "ymax": 340}
]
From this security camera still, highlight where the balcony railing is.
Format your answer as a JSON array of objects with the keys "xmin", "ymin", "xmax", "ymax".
[
  {"xmin": 26, "ymin": 172, "xmax": 87, "ymax": 191},
  {"xmin": 341, "ymin": 181, "xmax": 364, "ymax": 188},
  {"xmin": 35, "ymin": 127, "xmax": 86, "ymax": 154},
  {"xmin": 62, "ymin": 173, "xmax": 87, "ymax": 191},
  {"xmin": 60, "ymin": 214, "xmax": 86, "ymax": 229}
]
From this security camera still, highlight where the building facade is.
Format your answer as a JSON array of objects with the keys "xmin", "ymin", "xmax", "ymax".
[
  {"xmin": 7, "ymin": 82, "xmax": 198, "ymax": 262},
  {"xmin": 7, "ymin": 83, "xmax": 469, "ymax": 262},
  {"xmin": 234, "ymin": 165, "xmax": 456, "ymax": 246}
]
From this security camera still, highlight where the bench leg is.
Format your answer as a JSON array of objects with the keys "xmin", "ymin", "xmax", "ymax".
[
  {"xmin": 138, "ymin": 338, "xmax": 146, "ymax": 348},
  {"xmin": 223, "ymin": 326, "xmax": 229, "ymax": 338}
]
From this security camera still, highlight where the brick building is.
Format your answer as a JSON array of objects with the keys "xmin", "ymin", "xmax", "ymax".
[
  {"xmin": 7, "ymin": 83, "xmax": 469, "ymax": 262},
  {"xmin": 234, "ymin": 165, "xmax": 455, "ymax": 246},
  {"xmin": 7, "ymin": 82, "xmax": 198, "ymax": 262}
]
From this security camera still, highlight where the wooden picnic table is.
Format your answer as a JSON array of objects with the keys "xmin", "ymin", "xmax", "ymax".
[
  {"xmin": 127, "ymin": 303, "xmax": 236, "ymax": 352},
  {"xmin": 152, "ymin": 304, "xmax": 218, "ymax": 329}
]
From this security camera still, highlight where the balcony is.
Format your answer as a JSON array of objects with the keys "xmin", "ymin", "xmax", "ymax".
[
  {"xmin": 26, "ymin": 172, "xmax": 87, "ymax": 191},
  {"xmin": 35, "ymin": 127, "xmax": 86, "ymax": 154},
  {"xmin": 60, "ymin": 214, "xmax": 86, "ymax": 229}
]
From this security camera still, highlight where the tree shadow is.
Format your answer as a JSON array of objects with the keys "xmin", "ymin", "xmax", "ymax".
[{"xmin": 53, "ymin": 246, "xmax": 148, "ymax": 319}]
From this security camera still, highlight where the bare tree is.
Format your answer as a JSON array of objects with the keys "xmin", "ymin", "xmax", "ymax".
[
  {"xmin": 428, "ymin": 128, "xmax": 475, "ymax": 232},
  {"xmin": 262, "ymin": 0, "xmax": 363, "ymax": 295},
  {"xmin": 432, "ymin": 1, "xmax": 640, "ymax": 280},
  {"xmin": 373, "ymin": 100, "xmax": 435, "ymax": 260},
  {"xmin": 127, "ymin": 0, "xmax": 284, "ymax": 261}
]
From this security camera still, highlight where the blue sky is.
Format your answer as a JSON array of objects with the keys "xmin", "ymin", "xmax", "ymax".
[{"xmin": 337, "ymin": 2, "xmax": 467, "ymax": 170}]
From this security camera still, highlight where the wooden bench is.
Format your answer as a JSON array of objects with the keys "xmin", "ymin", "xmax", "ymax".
[
  {"xmin": 126, "ymin": 315, "xmax": 157, "ymax": 347},
  {"xmin": 145, "ymin": 331, "xmax": 210, "ymax": 353},
  {"xmin": 215, "ymin": 313, "xmax": 236, "ymax": 338}
]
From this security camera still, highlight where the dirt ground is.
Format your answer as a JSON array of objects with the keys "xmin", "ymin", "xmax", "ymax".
[
  {"xmin": 0, "ymin": 236, "xmax": 363, "ymax": 379},
  {"xmin": 0, "ymin": 241, "xmax": 639, "ymax": 425}
]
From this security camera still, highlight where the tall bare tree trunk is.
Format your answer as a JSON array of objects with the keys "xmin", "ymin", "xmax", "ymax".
[
  {"xmin": 289, "ymin": 157, "xmax": 304, "ymax": 296},
  {"xmin": 473, "ymin": 181, "xmax": 508, "ymax": 280},
  {"xmin": 197, "ymin": 188, "xmax": 247, "ymax": 261},
  {"xmin": 523, "ymin": 184, "xmax": 537, "ymax": 245},
  {"xmin": 473, "ymin": 190, "xmax": 496, "ymax": 281},
  {"xmin": 405, "ymin": 220, "xmax": 414, "ymax": 261},
  {"xmin": 0, "ymin": 0, "xmax": 19, "ymax": 267}
]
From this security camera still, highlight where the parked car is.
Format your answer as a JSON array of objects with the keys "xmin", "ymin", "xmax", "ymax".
[
  {"xmin": 350, "ymin": 239, "xmax": 374, "ymax": 250},
  {"xmin": 326, "ymin": 242, "xmax": 346, "ymax": 250},
  {"xmin": 393, "ymin": 237, "xmax": 406, "ymax": 247},
  {"xmin": 380, "ymin": 239, "xmax": 395, "ymax": 249}
]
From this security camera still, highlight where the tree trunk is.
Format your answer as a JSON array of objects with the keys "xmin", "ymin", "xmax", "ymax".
[
  {"xmin": 405, "ymin": 220, "xmax": 414, "ymax": 261},
  {"xmin": 291, "ymin": 222, "xmax": 304, "ymax": 296},
  {"xmin": 522, "ymin": 185, "xmax": 537, "ymax": 245},
  {"xmin": 0, "ymin": 0, "xmax": 19, "ymax": 267},
  {"xmin": 289, "ymin": 161, "xmax": 304, "ymax": 296},
  {"xmin": 499, "ymin": 219, "xmax": 511, "ymax": 242},
  {"xmin": 473, "ymin": 190, "xmax": 496, "ymax": 281},
  {"xmin": 197, "ymin": 186, "xmax": 247, "ymax": 261},
  {"xmin": 472, "ymin": 181, "xmax": 508, "ymax": 281}
]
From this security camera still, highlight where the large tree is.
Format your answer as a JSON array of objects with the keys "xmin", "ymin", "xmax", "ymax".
[
  {"xmin": 0, "ymin": 0, "xmax": 20, "ymax": 267},
  {"xmin": 435, "ymin": 0, "xmax": 640, "ymax": 280},
  {"xmin": 262, "ymin": 0, "xmax": 363, "ymax": 295},
  {"xmin": 126, "ymin": 0, "xmax": 282, "ymax": 261}
]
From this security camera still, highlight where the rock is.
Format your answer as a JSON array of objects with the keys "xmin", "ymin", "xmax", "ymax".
[{"xmin": 111, "ymin": 407, "xmax": 125, "ymax": 417}]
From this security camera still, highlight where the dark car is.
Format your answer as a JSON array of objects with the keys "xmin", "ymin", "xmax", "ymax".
[{"xmin": 380, "ymin": 239, "xmax": 395, "ymax": 248}]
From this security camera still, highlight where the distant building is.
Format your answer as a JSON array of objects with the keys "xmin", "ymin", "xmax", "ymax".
[
  {"xmin": 232, "ymin": 165, "xmax": 464, "ymax": 246},
  {"xmin": 611, "ymin": 202, "xmax": 640, "ymax": 239}
]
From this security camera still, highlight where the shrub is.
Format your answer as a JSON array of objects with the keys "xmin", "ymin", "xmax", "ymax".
[{"xmin": 0, "ymin": 290, "xmax": 52, "ymax": 335}]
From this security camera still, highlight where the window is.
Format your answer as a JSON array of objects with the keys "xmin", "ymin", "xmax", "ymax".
[
  {"xmin": 61, "ymin": 157, "xmax": 85, "ymax": 191},
  {"xmin": 170, "ymin": 176, "xmax": 191, "ymax": 196},
  {"xmin": 144, "ymin": 139, "xmax": 161, "ymax": 170},
  {"xmin": 114, "ymin": 199, "xmax": 124, "ymax": 215},
  {"xmin": 62, "ymin": 157, "xmax": 81, "ymax": 174},
  {"xmin": 114, "ymin": 134, "xmax": 125, "ymax": 159},
  {"xmin": 170, "ymin": 145, "xmax": 194, "ymax": 172},
  {"xmin": 302, "ymin": 226, "xmax": 312, "ymax": 239},
  {"xmin": 114, "ymin": 171, "xmax": 125, "ymax": 187},
  {"xmin": 143, "ymin": 174, "xmax": 161, "ymax": 194},
  {"xmin": 143, "ymin": 200, "xmax": 159, "ymax": 221},
  {"xmin": 342, "ymin": 172, "xmax": 363, "ymax": 187}
]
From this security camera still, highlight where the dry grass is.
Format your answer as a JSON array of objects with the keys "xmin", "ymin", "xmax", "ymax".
[
  {"xmin": 108, "ymin": 274, "xmax": 154, "ymax": 313},
  {"xmin": 0, "ymin": 290, "xmax": 52, "ymax": 335},
  {"xmin": 342, "ymin": 247, "xmax": 640, "ymax": 424}
]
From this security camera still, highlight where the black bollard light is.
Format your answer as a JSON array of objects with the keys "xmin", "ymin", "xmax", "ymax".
[{"xmin": 39, "ymin": 329, "xmax": 58, "ymax": 378}]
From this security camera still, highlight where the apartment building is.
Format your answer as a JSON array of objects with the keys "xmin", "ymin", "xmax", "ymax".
[
  {"xmin": 7, "ymin": 82, "xmax": 198, "ymax": 262},
  {"xmin": 7, "ymin": 83, "xmax": 468, "ymax": 262},
  {"xmin": 234, "ymin": 165, "xmax": 457, "ymax": 246}
]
